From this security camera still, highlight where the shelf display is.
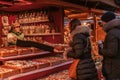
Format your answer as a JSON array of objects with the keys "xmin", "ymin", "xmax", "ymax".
[
  {"xmin": 0, "ymin": 41, "xmax": 71, "ymax": 79},
  {"xmin": 4, "ymin": 56, "xmax": 65, "ymax": 70},
  {"xmin": 38, "ymin": 70, "xmax": 70, "ymax": 80},
  {"xmin": 0, "ymin": 47, "xmax": 34, "ymax": 58},
  {"xmin": 1, "ymin": 16, "xmax": 9, "ymax": 26},
  {"xmin": 21, "ymin": 24, "xmax": 52, "ymax": 35},
  {"xmin": 4, "ymin": 60, "xmax": 36, "ymax": 73},
  {"xmin": 0, "ymin": 51, "xmax": 50, "ymax": 61},
  {"xmin": 34, "ymin": 57, "xmax": 64, "ymax": 66},
  {"xmin": 0, "ymin": 54, "xmax": 73, "ymax": 79},
  {"xmin": 1, "ymin": 8, "xmax": 63, "ymax": 47},
  {"xmin": 6, "ymin": 61, "xmax": 72, "ymax": 80},
  {"xmin": 17, "ymin": 11, "xmax": 49, "ymax": 24},
  {"xmin": 32, "ymin": 60, "xmax": 50, "ymax": 69},
  {"xmin": 0, "ymin": 48, "xmax": 17, "ymax": 57},
  {"xmin": 0, "ymin": 66, "xmax": 20, "ymax": 79},
  {"xmin": 16, "ymin": 10, "xmax": 57, "ymax": 35}
]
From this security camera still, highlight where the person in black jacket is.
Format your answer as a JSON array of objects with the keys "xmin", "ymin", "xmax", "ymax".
[
  {"xmin": 64, "ymin": 19, "xmax": 98, "ymax": 80},
  {"xmin": 98, "ymin": 11, "xmax": 120, "ymax": 80}
]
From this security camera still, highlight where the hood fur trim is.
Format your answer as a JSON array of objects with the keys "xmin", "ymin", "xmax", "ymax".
[
  {"xmin": 104, "ymin": 19, "xmax": 120, "ymax": 32},
  {"xmin": 71, "ymin": 25, "xmax": 90, "ymax": 37}
]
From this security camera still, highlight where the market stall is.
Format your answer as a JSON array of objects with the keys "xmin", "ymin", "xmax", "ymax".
[{"xmin": 0, "ymin": 0, "xmax": 119, "ymax": 80}]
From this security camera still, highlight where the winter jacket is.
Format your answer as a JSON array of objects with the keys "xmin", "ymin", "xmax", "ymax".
[
  {"xmin": 67, "ymin": 26, "xmax": 98, "ymax": 80},
  {"xmin": 99, "ymin": 19, "xmax": 120, "ymax": 79}
]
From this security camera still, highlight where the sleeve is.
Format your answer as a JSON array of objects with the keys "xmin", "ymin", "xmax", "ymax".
[
  {"xmin": 67, "ymin": 34, "xmax": 85, "ymax": 59},
  {"xmin": 99, "ymin": 33, "xmax": 118, "ymax": 58},
  {"xmin": 16, "ymin": 39, "xmax": 54, "ymax": 52}
]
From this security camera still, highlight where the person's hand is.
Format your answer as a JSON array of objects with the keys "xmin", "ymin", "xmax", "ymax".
[
  {"xmin": 95, "ymin": 55, "xmax": 101, "ymax": 59},
  {"xmin": 54, "ymin": 45, "xmax": 64, "ymax": 51},
  {"xmin": 53, "ymin": 45, "xmax": 64, "ymax": 53},
  {"xmin": 97, "ymin": 40, "xmax": 103, "ymax": 49},
  {"xmin": 63, "ymin": 47, "xmax": 72, "ymax": 60},
  {"xmin": 63, "ymin": 51, "xmax": 68, "ymax": 60},
  {"xmin": 53, "ymin": 49, "xmax": 59, "ymax": 53}
]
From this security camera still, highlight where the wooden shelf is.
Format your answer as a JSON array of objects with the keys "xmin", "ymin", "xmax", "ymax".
[
  {"xmin": 24, "ymin": 33, "xmax": 61, "ymax": 36},
  {"xmin": 0, "ymin": 51, "xmax": 50, "ymax": 61},
  {"xmin": 20, "ymin": 20, "xmax": 49, "ymax": 25},
  {"xmin": 4, "ymin": 61, "xmax": 72, "ymax": 80},
  {"xmin": 2, "ymin": 33, "xmax": 61, "ymax": 37}
]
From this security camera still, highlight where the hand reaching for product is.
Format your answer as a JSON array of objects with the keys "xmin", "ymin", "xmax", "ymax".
[
  {"xmin": 53, "ymin": 45, "xmax": 64, "ymax": 53},
  {"xmin": 63, "ymin": 47, "xmax": 72, "ymax": 60},
  {"xmin": 97, "ymin": 40, "xmax": 103, "ymax": 49}
]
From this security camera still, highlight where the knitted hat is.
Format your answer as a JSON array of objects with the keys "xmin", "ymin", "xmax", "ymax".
[{"xmin": 101, "ymin": 11, "xmax": 116, "ymax": 22}]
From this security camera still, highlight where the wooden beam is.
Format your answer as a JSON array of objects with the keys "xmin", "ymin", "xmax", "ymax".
[
  {"xmin": 91, "ymin": 0, "xmax": 119, "ymax": 8},
  {"xmin": 90, "ymin": 8, "xmax": 105, "ymax": 15},
  {"xmin": 0, "ymin": 0, "xmax": 13, "ymax": 6},
  {"xmin": 66, "ymin": 8, "xmax": 105, "ymax": 17},
  {"xmin": 64, "ymin": 10, "xmax": 71, "ymax": 15},
  {"xmin": 36, "ymin": 0, "xmax": 89, "ymax": 12},
  {"xmin": 17, "ymin": 0, "xmax": 32, "ymax": 5},
  {"xmin": 64, "ymin": 9, "xmax": 83, "ymax": 16},
  {"xmin": 67, "ymin": 13, "xmax": 89, "ymax": 19}
]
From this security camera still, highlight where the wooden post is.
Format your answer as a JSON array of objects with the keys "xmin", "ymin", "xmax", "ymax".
[{"xmin": 93, "ymin": 14, "xmax": 98, "ymax": 42}]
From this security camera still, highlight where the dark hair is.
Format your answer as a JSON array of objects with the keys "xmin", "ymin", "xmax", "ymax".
[{"xmin": 69, "ymin": 18, "xmax": 81, "ymax": 32}]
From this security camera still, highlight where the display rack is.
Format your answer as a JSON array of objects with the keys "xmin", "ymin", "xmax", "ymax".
[
  {"xmin": 1, "ymin": 8, "xmax": 64, "ymax": 46},
  {"xmin": 0, "ymin": 49, "xmax": 72, "ymax": 80},
  {"xmin": 0, "ymin": 51, "xmax": 50, "ymax": 61},
  {"xmin": 20, "ymin": 20, "xmax": 49, "ymax": 25},
  {"xmin": 4, "ymin": 61, "xmax": 72, "ymax": 80}
]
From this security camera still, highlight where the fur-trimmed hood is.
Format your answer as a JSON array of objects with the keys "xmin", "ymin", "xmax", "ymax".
[
  {"xmin": 103, "ymin": 19, "xmax": 120, "ymax": 32},
  {"xmin": 71, "ymin": 25, "xmax": 90, "ymax": 37}
]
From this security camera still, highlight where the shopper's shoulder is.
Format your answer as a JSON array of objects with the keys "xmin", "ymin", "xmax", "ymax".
[
  {"xmin": 109, "ymin": 28, "xmax": 120, "ymax": 33},
  {"xmin": 74, "ymin": 33, "xmax": 85, "ymax": 37},
  {"xmin": 73, "ymin": 33, "xmax": 87, "ymax": 41},
  {"xmin": 107, "ymin": 28, "xmax": 120, "ymax": 38}
]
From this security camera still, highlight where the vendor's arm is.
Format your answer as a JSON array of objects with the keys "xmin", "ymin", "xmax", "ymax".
[{"xmin": 16, "ymin": 39, "xmax": 59, "ymax": 52}]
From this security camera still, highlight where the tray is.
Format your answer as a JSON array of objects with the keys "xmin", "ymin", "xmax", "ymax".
[
  {"xmin": 0, "ymin": 66, "xmax": 20, "ymax": 79},
  {"xmin": 0, "ymin": 50, "xmax": 18, "ymax": 57},
  {"xmin": 50, "ymin": 60, "xmax": 63, "ymax": 66},
  {"xmin": 19, "ymin": 66, "xmax": 36, "ymax": 73},
  {"xmin": 32, "ymin": 60, "xmax": 50, "ymax": 69}
]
